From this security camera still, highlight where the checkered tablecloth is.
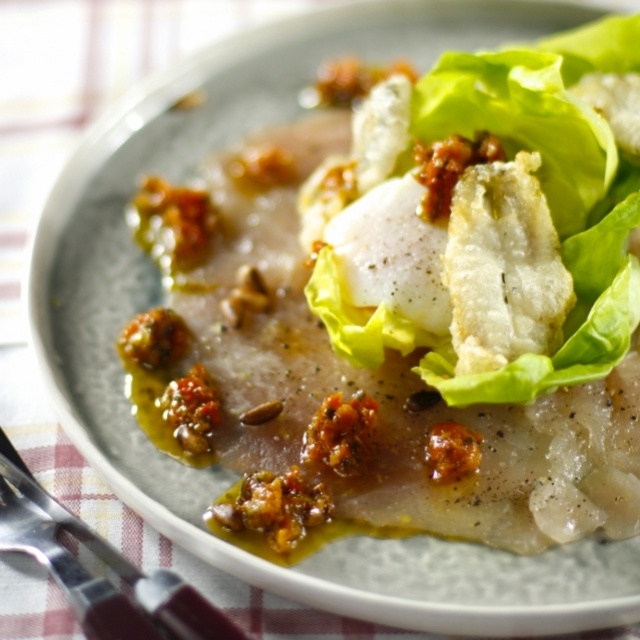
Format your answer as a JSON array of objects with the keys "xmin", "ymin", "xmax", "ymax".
[{"xmin": 3, "ymin": 1, "xmax": 640, "ymax": 639}]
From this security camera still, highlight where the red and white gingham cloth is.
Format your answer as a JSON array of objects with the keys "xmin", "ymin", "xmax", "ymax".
[{"xmin": 2, "ymin": 1, "xmax": 640, "ymax": 639}]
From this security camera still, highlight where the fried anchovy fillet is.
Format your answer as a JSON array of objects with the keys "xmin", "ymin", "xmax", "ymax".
[
  {"xmin": 571, "ymin": 72, "xmax": 640, "ymax": 156},
  {"xmin": 298, "ymin": 75, "xmax": 412, "ymax": 251},
  {"xmin": 443, "ymin": 151, "xmax": 575, "ymax": 376},
  {"xmin": 351, "ymin": 73, "xmax": 412, "ymax": 193}
]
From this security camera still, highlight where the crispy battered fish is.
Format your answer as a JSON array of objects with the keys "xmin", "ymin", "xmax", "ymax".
[
  {"xmin": 443, "ymin": 151, "xmax": 576, "ymax": 376},
  {"xmin": 572, "ymin": 72, "xmax": 640, "ymax": 156}
]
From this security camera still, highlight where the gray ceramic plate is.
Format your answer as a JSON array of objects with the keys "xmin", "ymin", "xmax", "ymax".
[{"xmin": 27, "ymin": 0, "xmax": 640, "ymax": 635}]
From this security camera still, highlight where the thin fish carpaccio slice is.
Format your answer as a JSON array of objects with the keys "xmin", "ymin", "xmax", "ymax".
[{"xmin": 167, "ymin": 111, "xmax": 640, "ymax": 554}]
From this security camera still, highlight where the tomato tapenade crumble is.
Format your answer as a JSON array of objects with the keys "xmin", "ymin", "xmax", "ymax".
[
  {"xmin": 118, "ymin": 307, "xmax": 190, "ymax": 370},
  {"xmin": 207, "ymin": 466, "xmax": 334, "ymax": 555},
  {"xmin": 424, "ymin": 422, "xmax": 484, "ymax": 484},
  {"xmin": 118, "ymin": 308, "xmax": 222, "ymax": 465},
  {"xmin": 412, "ymin": 132, "xmax": 507, "ymax": 222},
  {"xmin": 304, "ymin": 56, "xmax": 418, "ymax": 108},
  {"xmin": 158, "ymin": 363, "xmax": 222, "ymax": 455},
  {"xmin": 128, "ymin": 175, "xmax": 221, "ymax": 275},
  {"xmin": 228, "ymin": 145, "xmax": 298, "ymax": 191},
  {"xmin": 302, "ymin": 390, "xmax": 379, "ymax": 479}
]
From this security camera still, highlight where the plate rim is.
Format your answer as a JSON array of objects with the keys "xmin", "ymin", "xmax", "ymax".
[{"xmin": 25, "ymin": 0, "xmax": 640, "ymax": 635}]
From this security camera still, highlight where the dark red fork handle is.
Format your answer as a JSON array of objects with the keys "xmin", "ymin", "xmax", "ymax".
[
  {"xmin": 71, "ymin": 579, "xmax": 166, "ymax": 640},
  {"xmin": 136, "ymin": 569, "xmax": 251, "ymax": 640}
]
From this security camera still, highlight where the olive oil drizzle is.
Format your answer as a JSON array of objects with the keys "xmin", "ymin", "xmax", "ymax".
[
  {"xmin": 119, "ymin": 346, "xmax": 218, "ymax": 469},
  {"xmin": 204, "ymin": 481, "xmax": 421, "ymax": 566}
]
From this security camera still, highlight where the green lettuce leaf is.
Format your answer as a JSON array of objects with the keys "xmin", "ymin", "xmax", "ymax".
[
  {"xmin": 414, "ymin": 193, "xmax": 640, "ymax": 406},
  {"xmin": 304, "ymin": 246, "xmax": 451, "ymax": 370},
  {"xmin": 410, "ymin": 49, "xmax": 617, "ymax": 239},
  {"xmin": 536, "ymin": 13, "xmax": 640, "ymax": 85},
  {"xmin": 589, "ymin": 157, "xmax": 640, "ymax": 227},
  {"xmin": 536, "ymin": 13, "xmax": 640, "ymax": 226}
]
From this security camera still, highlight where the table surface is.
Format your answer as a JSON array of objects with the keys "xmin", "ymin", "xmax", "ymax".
[{"xmin": 3, "ymin": 1, "xmax": 640, "ymax": 639}]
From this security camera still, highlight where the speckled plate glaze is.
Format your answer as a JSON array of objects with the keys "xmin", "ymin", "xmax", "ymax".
[{"xmin": 27, "ymin": 0, "xmax": 640, "ymax": 635}]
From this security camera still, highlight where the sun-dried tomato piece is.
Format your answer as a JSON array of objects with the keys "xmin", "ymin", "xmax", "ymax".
[
  {"xmin": 424, "ymin": 421, "xmax": 483, "ymax": 484},
  {"xmin": 302, "ymin": 390, "xmax": 378, "ymax": 478},
  {"xmin": 118, "ymin": 307, "xmax": 190, "ymax": 370}
]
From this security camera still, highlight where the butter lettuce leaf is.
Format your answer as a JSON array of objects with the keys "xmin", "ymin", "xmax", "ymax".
[
  {"xmin": 536, "ymin": 13, "xmax": 640, "ymax": 85},
  {"xmin": 536, "ymin": 13, "xmax": 640, "ymax": 226},
  {"xmin": 589, "ymin": 156, "xmax": 640, "ymax": 227},
  {"xmin": 410, "ymin": 49, "xmax": 617, "ymax": 239},
  {"xmin": 415, "ymin": 194, "xmax": 640, "ymax": 406},
  {"xmin": 304, "ymin": 246, "xmax": 450, "ymax": 370}
]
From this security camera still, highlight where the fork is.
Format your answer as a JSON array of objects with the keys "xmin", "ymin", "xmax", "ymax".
[
  {"xmin": 0, "ymin": 430, "xmax": 252, "ymax": 640},
  {"xmin": 0, "ymin": 474, "xmax": 165, "ymax": 640}
]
